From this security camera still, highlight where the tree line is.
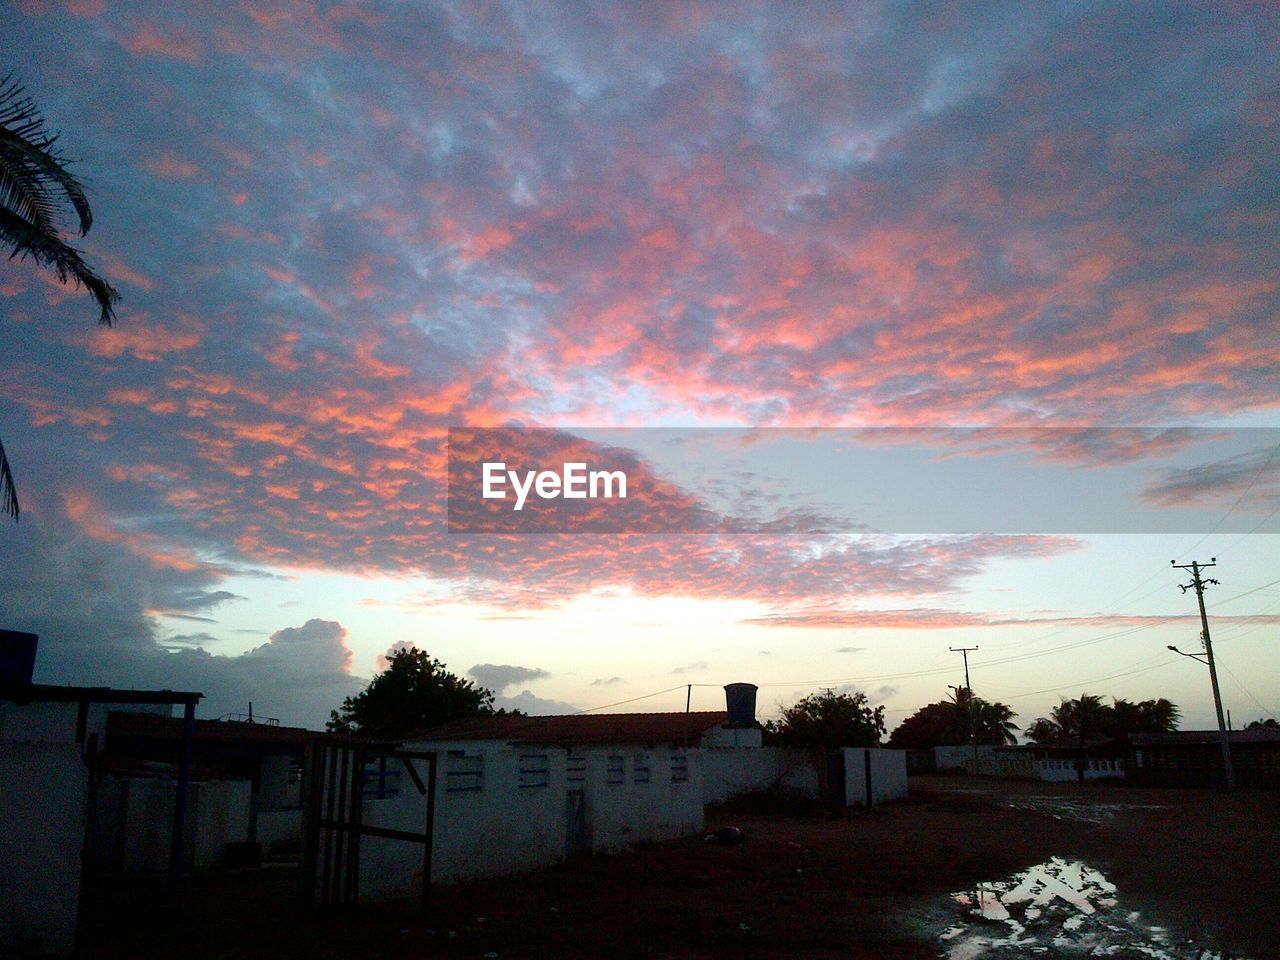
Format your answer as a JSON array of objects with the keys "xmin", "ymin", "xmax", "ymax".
[{"xmin": 326, "ymin": 648, "xmax": 1188, "ymax": 750}]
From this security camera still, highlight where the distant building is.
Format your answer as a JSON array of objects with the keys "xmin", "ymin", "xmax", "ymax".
[{"xmin": 1128, "ymin": 728, "xmax": 1280, "ymax": 788}]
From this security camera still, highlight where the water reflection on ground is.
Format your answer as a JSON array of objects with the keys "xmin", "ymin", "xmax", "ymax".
[
  {"xmin": 1003, "ymin": 796, "xmax": 1172, "ymax": 825},
  {"xmin": 939, "ymin": 857, "xmax": 1250, "ymax": 959}
]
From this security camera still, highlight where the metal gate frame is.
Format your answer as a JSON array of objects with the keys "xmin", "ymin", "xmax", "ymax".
[{"xmin": 301, "ymin": 740, "xmax": 437, "ymax": 908}]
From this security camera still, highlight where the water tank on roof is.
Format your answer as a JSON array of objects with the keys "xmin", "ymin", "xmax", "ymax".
[
  {"xmin": 724, "ymin": 683, "xmax": 758, "ymax": 727},
  {"xmin": 0, "ymin": 630, "xmax": 38, "ymax": 686}
]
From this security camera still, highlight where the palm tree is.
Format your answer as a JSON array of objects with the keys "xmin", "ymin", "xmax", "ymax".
[
  {"xmin": 1109, "ymin": 697, "xmax": 1180, "ymax": 738},
  {"xmin": 972, "ymin": 697, "xmax": 1020, "ymax": 746},
  {"xmin": 0, "ymin": 73, "xmax": 118, "ymax": 518},
  {"xmin": 1050, "ymin": 693, "xmax": 1112, "ymax": 782},
  {"xmin": 947, "ymin": 686, "xmax": 1021, "ymax": 746},
  {"xmin": 1024, "ymin": 717, "xmax": 1064, "ymax": 744}
]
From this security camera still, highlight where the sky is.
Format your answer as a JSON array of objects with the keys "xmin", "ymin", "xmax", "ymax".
[{"xmin": 1, "ymin": 1, "xmax": 1277, "ymax": 734}]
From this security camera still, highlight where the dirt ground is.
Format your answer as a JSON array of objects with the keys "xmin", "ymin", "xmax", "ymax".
[{"xmin": 76, "ymin": 775, "xmax": 1279, "ymax": 960}]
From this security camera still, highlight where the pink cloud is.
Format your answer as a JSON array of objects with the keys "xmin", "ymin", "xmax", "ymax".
[{"xmin": 120, "ymin": 23, "xmax": 201, "ymax": 63}]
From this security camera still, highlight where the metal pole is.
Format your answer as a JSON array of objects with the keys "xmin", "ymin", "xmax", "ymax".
[{"xmin": 168, "ymin": 699, "xmax": 196, "ymax": 897}]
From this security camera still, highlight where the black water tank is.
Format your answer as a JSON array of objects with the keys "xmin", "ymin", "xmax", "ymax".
[
  {"xmin": 723, "ymin": 683, "xmax": 758, "ymax": 727},
  {"xmin": 0, "ymin": 630, "xmax": 38, "ymax": 686}
]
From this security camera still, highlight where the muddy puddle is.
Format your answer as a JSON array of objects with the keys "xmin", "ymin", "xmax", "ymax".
[
  {"xmin": 1003, "ymin": 796, "xmax": 1172, "ymax": 825},
  {"xmin": 937, "ymin": 857, "xmax": 1251, "ymax": 959}
]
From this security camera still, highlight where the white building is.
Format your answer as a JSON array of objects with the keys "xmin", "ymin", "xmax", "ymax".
[
  {"xmin": 357, "ymin": 711, "xmax": 718, "ymax": 897},
  {"xmin": 348, "ymin": 685, "xmax": 908, "ymax": 899},
  {"xmin": 0, "ymin": 680, "xmax": 201, "ymax": 957}
]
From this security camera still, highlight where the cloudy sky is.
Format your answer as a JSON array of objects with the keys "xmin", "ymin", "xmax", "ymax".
[{"xmin": 2, "ymin": 1, "xmax": 1277, "ymax": 732}]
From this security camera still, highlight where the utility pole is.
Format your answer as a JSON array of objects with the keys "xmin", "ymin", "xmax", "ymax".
[
  {"xmin": 950, "ymin": 646, "xmax": 980, "ymax": 771},
  {"xmin": 1170, "ymin": 558, "xmax": 1235, "ymax": 789}
]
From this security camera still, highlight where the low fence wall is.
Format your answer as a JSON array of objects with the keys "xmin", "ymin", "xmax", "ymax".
[
  {"xmin": 843, "ymin": 748, "xmax": 908, "ymax": 805},
  {"xmin": 701, "ymin": 746, "xmax": 821, "ymax": 804}
]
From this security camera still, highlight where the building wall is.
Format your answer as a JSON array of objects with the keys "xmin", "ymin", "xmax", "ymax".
[
  {"xmin": 701, "ymin": 726, "xmax": 763, "ymax": 748},
  {"xmin": 360, "ymin": 742, "xmax": 568, "ymax": 896},
  {"xmin": 578, "ymin": 748, "xmax": 703, "ymax": 853},
  {"xmin": 0, "ymin": 700, "xmax": 172, "ymax": 746},
  {"xmin": 0, "ymin": 739, "xmax": 86, "ymax": 956},
  {"xmin": 93, "ymin": 776, "xmax": 252, "ymax": 873},
  {"xmin": 842, "ymin": 748, "xmax": 909, "ymax": 806},
  {"xmin": 256, "ymin": 809, "xmax": 302, "ymax": 851},
  {"xmin": 933, "ymin": 744, "xmax": 996, "ymax": 770},
  {"xmin": 1037, "ymin": 757, "xmax": 1124, "ymax": 782},
  {"xmin": 358, "ymin": 741, "xmax": 706, "ymax": 898},
  {"xmin": 700, "ymin": 746, "xmax": 822, "ymax": 804}
]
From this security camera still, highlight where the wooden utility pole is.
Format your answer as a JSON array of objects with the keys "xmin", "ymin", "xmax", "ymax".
[
  {"xmin": 950, "ymin": 646, "xmax": 980, "ymax": 770},
  {"xmin": 1171, "ymin": 558, "xmax": 1235, "ymax": 789}
]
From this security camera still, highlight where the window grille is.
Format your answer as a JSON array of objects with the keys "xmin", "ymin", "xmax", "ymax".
[
  {"xmin": 446, "ymin": 750, "xmax": 483, "ymax": 792},
  {"xmin": 519, "ymin": 753, "xmax": 550, "ymax": 788}
]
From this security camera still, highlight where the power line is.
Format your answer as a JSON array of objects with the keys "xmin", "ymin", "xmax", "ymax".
[
  {"xmin": 999, "ymin": 657, "xmax": 1176, "ymax": 701},
  {"xmin": 1215, "ymin": 659, "xmax": 1279, "ymax": 722},
  {"xmin": 575, "ymin": 684, "xmax": 688, "ymax": 715}
]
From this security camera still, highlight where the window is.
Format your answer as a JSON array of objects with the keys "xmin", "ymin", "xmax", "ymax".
[
  {"xmin": 519, "ymin": 753, "xmax": 550, "ymax": 789},
  {"xmin": 362, "ymin": 754, "xmax": 402, "ymax": 799},
  {"xmin": 671, "ymin": 754, "xmax": 688, "ymax": 783},
  {"xmin": 446, "ymin": 750, "xmax": 484, "ymax": 793},
  {"xmin": 567, "ymin": 755, "xmax": 586, "ymax": 782},
  {"xmin": 633, "ymin": 753, "xmax": 650, "ymax": 783},
  {"xmin": 607, "ymin": 755, "xmax": 625, "ymax": 785}
]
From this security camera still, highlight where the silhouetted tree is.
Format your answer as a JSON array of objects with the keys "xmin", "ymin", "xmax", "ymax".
[
  {"xmin": 1024, "ymin": 717, "xmax": 1063, "ymax": 744},
  {"xmin": 1106, "ymin": 697, "xmax": 1181, "ymax": 739},
  {"xmin": 888, "ymin": 688, "xmax": 1019, "ymax": 748},
  {"xmin": 769, "ymin": 689, "xmax": 885, "ymax": 747},
  {"xmin": 327, "ymin": 648, "xmax": 501, "ymax": 738},
  {"xmin": 0, "ymin": 74, "xmax": 119, "ymax": 519},
  {"xmin": 1031, "ymin": 693, "xmax": 1136, "ymax": 781}
]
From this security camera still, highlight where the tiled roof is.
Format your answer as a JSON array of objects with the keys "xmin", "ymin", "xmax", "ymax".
[{"xmin": 413, "ymin": 711, "xmax": 728, "ymax": 746}]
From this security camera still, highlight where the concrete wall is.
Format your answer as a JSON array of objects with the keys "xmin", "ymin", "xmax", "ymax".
[
  {"xmin": 257, "ymin": 809, "xmax": 302, "ymax": 851},
  {"xmin": 701, "ymin": 746, "xmax": 821, "ymax": 804},
  {"xmin": 579, "ymin": 748, "xmax": 703, "ymax": 854},
  {"xmin": 842, "ymin": 748, "xmax": 908, "ymax": 806},
  {"xmin": 701, "ymin": 726, "xmax": 763, "ymax": 748},
  {"xmin": 933, "ymin": 744, "xmax": 996, "ymax": 770},
  {"xmin": 0, "ymin": 700, "xmax": 172, "ymax": 746},
  {"xmin": 1037, "ymin": 757, "xmax": 1125, "ymax": 781},
  {"xmin": 360, "ymin": 743, "xmax": 568, "ymax": 896},
  {"xmin": 0, "ymin": 739, "xmax": 87, "ymax": 956},
  {"xmin": 359, "ymin": 742, "xmax": 706, "ymax": 898},
  {"xmin": 94, "ymin": 776, "xmax": 252, "ymax": 873}
]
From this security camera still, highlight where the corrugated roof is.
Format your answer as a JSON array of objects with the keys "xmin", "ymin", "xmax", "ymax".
[
  {"xmin": 413, "ymin": 711, "xmax": 728, "ymax": 746},
  {"xmin": 107, "ymin": 711, "xmax": 325, "ymax": 746}
]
